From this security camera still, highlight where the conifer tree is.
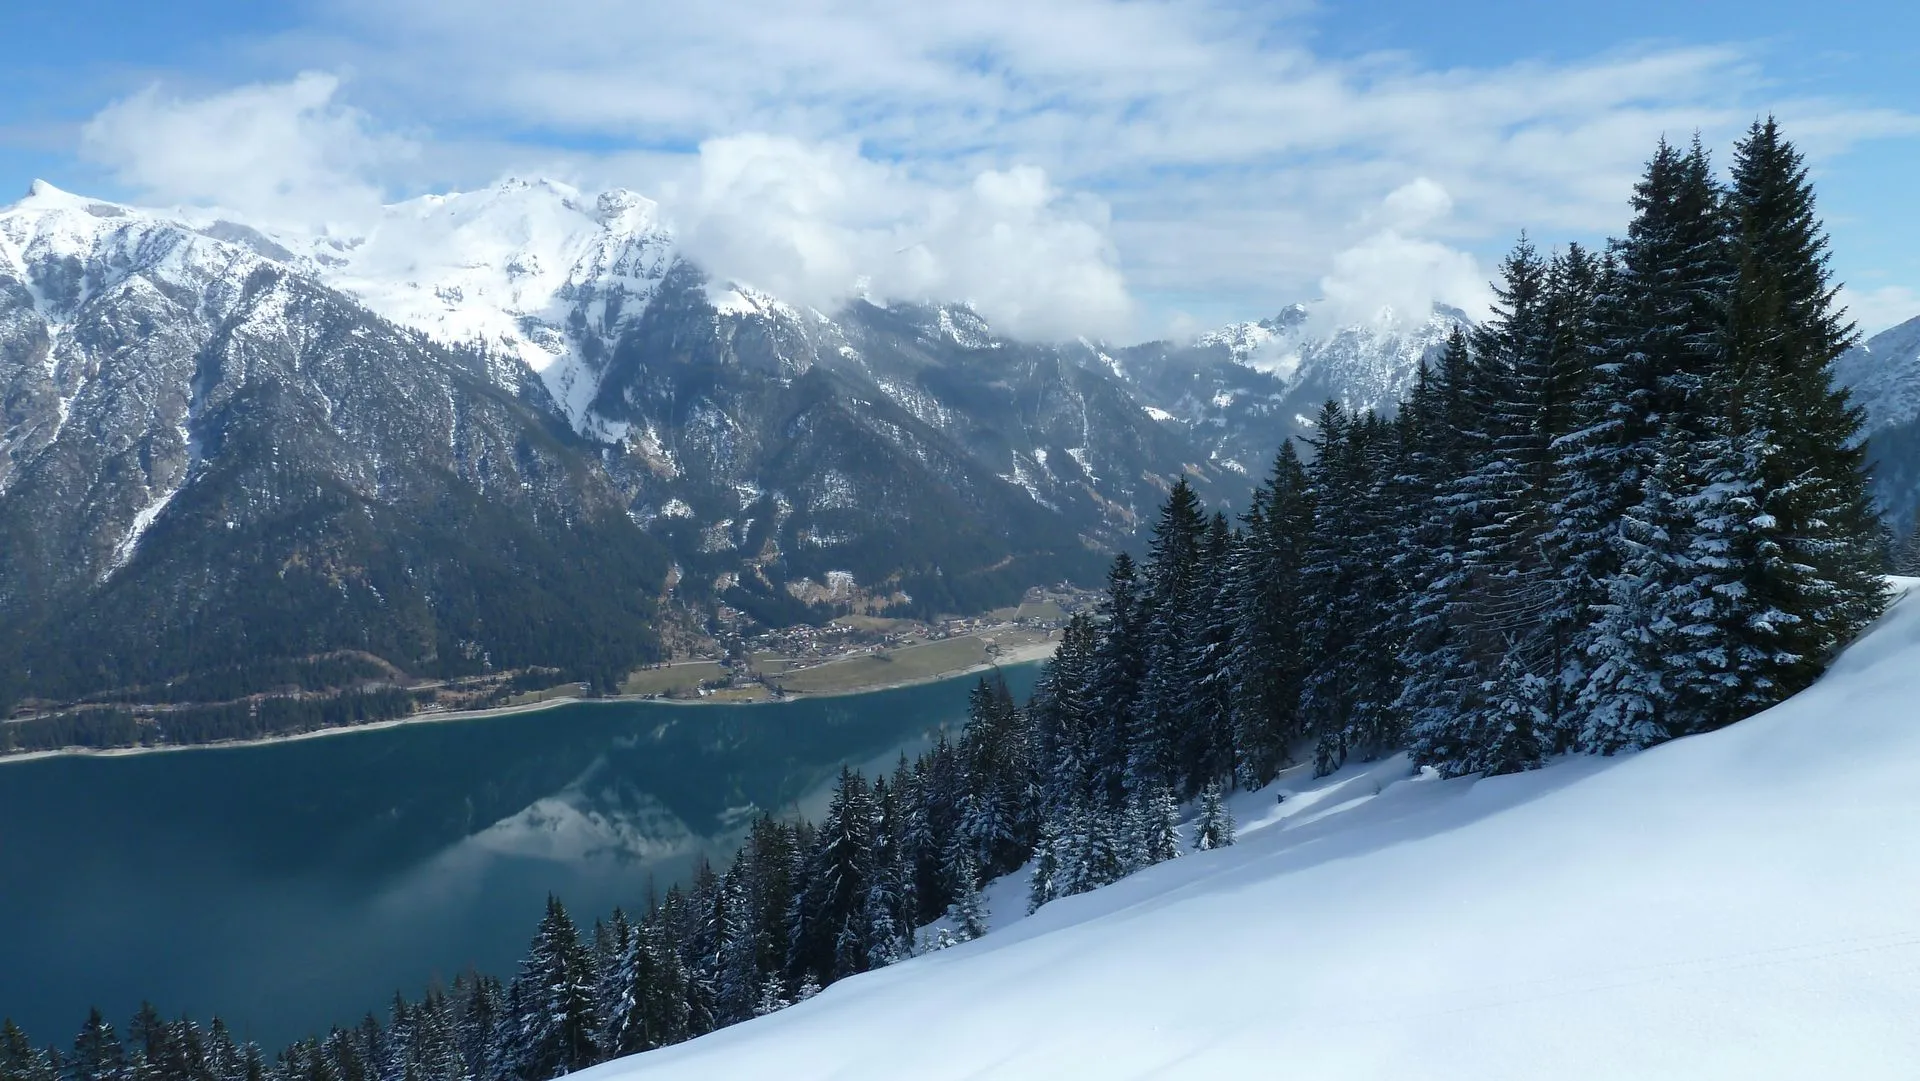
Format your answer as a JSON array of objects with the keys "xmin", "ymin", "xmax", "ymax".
[
  {"xmin": 1176, "ymin": 513, "xmax": 1237, "ymax": 794},
  {"xmin": 1297, "ymin": 400, "xmax": 1360, "ymax": 772},
  {"xmin": 942, "ymin": 847, "xmax": 989, "ymax": 944},
  {"xmin": 1228, "ymin": 442, "xmax": 1312, "ymax": 786},
  {"xmin": 1192, "ymin": 782, "xmax": 1235, "ymax": 851},
  {"xmin": 1025, "ymin": 814, "xmax": 1063, "ymax": 914},
  {"xmin": 1298, "ymin": 403, "xmax": 1402, "ymax": 771},
  {"xmin": 1458, "ymin": 237, "xmax": 1573, "ymax": 765},
  {"xmin": 1579, "ymin": 429, "xmax": 1695, "ymax": 751},
  {"xmin": 750, "ymin": 977, "xmax": 789, "ymax": 1018},
  {"xmin": 1565, "ymin": 137, "xmax": 1739, "ymax": 747},
  {"xmin": 1723, "ymin": 116, "xmax": 1888, "ymax": 696},
  {"xmin": 1894, "ymin": 507, "xmax": 1920, "ymax": 576},
  {"xmin": 2, "ymin": 1021, "xmax": 56, "ymax": 1081},
  {"xmin": 450, "ymin": 974, "xmax": 501, "ymax": 1081},
  {"xmin": 1401, "ymin": 329, "xmax": 1493, "ymax": 775},
  {"xmin": 1029, "ymin": 615, "xmax": 1097, "ymax": 819},
  {"xmin": 70, "ymin": 1010, "xmax": 125, "ymax": 1081},
  {"xmin": 862, "ymin": 779, "xmax": 913, "ymax": 970},
  {"xmin": 498, "ymin": 897, "xmax": 599, "ymax": 1080},
  {"xmin": 1088, "ymin": 552, "xmax": 1148, "ymax": 809},
  {"xmin": 790, "ymin": 767, "xmax": 875, "ymax": 985},
  {"xmin": 1130, "ymin": 477, "xmax": 1209, "ymax": 798},
  {"xmin": 204, "ymin": 1020, "xmax": 244, "ymax": 1081},
  {"xmin": 1128, "ymin": 785, "xmax": 1182, "ymax": 868}
]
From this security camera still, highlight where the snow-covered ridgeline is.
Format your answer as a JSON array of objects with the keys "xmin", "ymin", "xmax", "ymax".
[
  {"xmin": 0, "ymin": 179, "xmax": 679, "ymax": 436},
  {"xmin": 1837, "ymin": 315, "xmax": 1920, "ymax": 432},
  {"xmin": 594, "ymin": 580, "xmax": 1920, "ymax": 1080}
]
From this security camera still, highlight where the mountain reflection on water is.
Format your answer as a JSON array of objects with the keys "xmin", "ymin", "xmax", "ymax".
[{"xmin": 0, "ymin": 664, "xmax": 1039, "ymax": 1048}]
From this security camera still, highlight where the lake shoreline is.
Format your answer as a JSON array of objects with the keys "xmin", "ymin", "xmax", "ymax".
[{"xmin": 0, "ymin": 640, "xmax": 1058, "ymax": 767}]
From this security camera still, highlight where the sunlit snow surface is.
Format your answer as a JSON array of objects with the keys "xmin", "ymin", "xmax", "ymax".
[{"xmin": 591, "ymin": 580, "xmax": 1920, "ymax": 1080}]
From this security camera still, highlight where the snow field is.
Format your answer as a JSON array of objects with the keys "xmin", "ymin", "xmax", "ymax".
[{"xmin": 594, "ymin": 581, "xmax": 1920, "ymax": 1080}]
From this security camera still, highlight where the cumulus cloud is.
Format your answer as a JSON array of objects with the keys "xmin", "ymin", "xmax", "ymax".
[
  {"xmin": 1314, "ymin": 178, "xmax": 1493, "ymax": 332},
  {"xmin": 80, "ymin": 72, "xmax": 412, "ymax": 230},
  {"xmin": 671, "ymin": 135, "xmax": 1131, "ymax": 340},
  {"xmin": 286, "ymin": 0, "xmax": 1917, "ymax": 321}
]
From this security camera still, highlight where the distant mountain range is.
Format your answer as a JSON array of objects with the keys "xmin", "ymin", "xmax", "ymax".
[
  {"xmin": 42, "ymin": 174, "xmax": 1909, "ymax": 707},
  {"xmin": 1835, "ymin": 314, "xmax": 1920, "ymax": 533}
]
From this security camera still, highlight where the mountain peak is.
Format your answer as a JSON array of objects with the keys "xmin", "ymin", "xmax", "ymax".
[{"xmin": 16, "ymin": 179, "xmax": 99, "ymax": 212}]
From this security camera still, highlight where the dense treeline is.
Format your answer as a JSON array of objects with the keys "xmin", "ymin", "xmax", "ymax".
[
  {"xmin": 0, "ymin": 120, "xmax": 1886, "ymax": 1079},
  {"xmin": 0, "ymin": 481, "xmax": 668, "ymax": 716},
  {"xmin": 0, "ymin": 690, "xmax": 421, "ymax": 755},
  {"xmin": 0, "ymin": 710, "xmax": 141, "ymax": 755},
  {"xmin": 82, "ymin": 656, "xmax": 400, "ymax": 708}
]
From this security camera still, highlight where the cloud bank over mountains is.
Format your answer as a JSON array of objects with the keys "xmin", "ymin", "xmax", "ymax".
[{"xmin": 55, "ymin": 0, "xmax": 1920, "ymax": 339}]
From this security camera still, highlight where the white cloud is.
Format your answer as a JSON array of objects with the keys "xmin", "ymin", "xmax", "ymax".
[
  {"xmin": 1314, "ymin": 179, "xmax": 1493, "ymax": 332},
  {"xmin": 80, "ymin": 72, "xmax": 412, "ymax": 230},
  {"xmin": 1840, "ymin": 285, "xmax": 1920, "ymax": 339},
  {"xmin": 60, "ymin": 2, "xmax": 1920, "ymax": 338},
  {"xmin": 1376, "ymin": 177, "xmax": 1455, "ymax": 232},
  {"xmin": 663, "ymin": 135, "xmax": 1132, "ymax": 340}
]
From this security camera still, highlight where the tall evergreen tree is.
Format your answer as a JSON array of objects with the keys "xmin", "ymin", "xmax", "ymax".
[
  {"xmin": 1087, "ymin": 553, "xmax": 1147, "ymax": 808},
  {"xmin": 1175, "ymin": 513, "xmax": 1238, "ymax": 794},
  {"xmin": 1565, "ymin": 137, "xmax": 1739, "ymax": 745},
  {"xmin": 1228, "ymin": 442, "xmax": 1312, "ymax": 786},
  {"xmin": 789, "ymin": 767, "xmax": 875, "ymax": 985},
  {"xmin": 1130, "ymin": 477, "xmax": 1209, "ymax": 797},
  {"xmin": 1400, "ymin": 330, "xmax": 1490, "ymax": 775},
  {"xmin": 497, "ymin": 897, "xmax": 599, "ymax": 1081},
  {"xmin": 1723, "ymin": 116, "xmax": 1888, "ymax": 697}
]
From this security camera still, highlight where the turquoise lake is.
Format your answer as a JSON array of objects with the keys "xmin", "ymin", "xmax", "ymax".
[{"xmin": 0, "ymin": 664, "xmax": 1038, "ymax": 1048}]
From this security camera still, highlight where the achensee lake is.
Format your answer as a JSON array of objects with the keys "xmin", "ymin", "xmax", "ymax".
[{"xmin": 0, "ymin": 664, "xmax": 1039, "ymax": 1047}]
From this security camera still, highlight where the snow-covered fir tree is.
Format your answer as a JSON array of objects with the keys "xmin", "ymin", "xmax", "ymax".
[{"xmin": 1193, "ymin": 782, "xmax": 1235, "ymax": 851}]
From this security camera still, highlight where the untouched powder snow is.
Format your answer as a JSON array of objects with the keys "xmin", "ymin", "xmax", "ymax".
[{"xmin": 592, "ymin": 580, "xmax": 1920, "ymax": 1080}]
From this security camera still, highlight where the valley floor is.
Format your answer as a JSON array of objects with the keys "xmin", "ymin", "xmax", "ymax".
[
  {"xmin": 0, "ymin": 637, "xmax": 1060, "ymax": 766},
  {"xmin": 587, "ymin": 581, "xmax": 1920, "ymax": 1080}
]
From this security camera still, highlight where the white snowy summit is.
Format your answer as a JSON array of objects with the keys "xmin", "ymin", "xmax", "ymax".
[
  {"xmin": 583, "ymin": 580, "xmax": 1920, "ymax": 1080},
  {"xmin": 291, "ymin": 178, "xmax": 676, "ymax": 434}
]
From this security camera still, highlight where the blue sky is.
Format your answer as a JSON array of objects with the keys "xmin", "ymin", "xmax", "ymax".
[{"xmin": 4, "ymin": 0, "xmax": 1918, "ymax": 339}]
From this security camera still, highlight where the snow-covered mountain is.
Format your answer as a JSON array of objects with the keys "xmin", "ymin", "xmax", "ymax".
[
  {"xmin": 1111, "ymin": 302, "xmax": 1468, "ymax": 474},
  {"xmin": 0, "ymin": 175, "xmax": 1467, "ymax": 707},
  {"xmin": 586, "ymin": 579, "xmax": 1920, "ymax": 1079},
  {"xmin": 288, "ymin": 178, "xmax": 675, "ymax": 436},
  {"xmin": 1836, "ymin": 314, "xmax": 1920, "ymax": 529},
  {"xmin": 0, "ymin": 180, "xmax": 672, "ymax": 704}
]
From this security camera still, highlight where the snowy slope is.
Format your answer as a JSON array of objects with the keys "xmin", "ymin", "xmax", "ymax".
[{"xmin": 595, "ymin": 581, "xmax": 1920, "ymax": 1080}]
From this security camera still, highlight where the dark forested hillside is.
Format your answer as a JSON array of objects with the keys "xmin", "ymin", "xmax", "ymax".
[{"xmin": 0, "ymin": 243, "xmax": 671, "ymax": 710}]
